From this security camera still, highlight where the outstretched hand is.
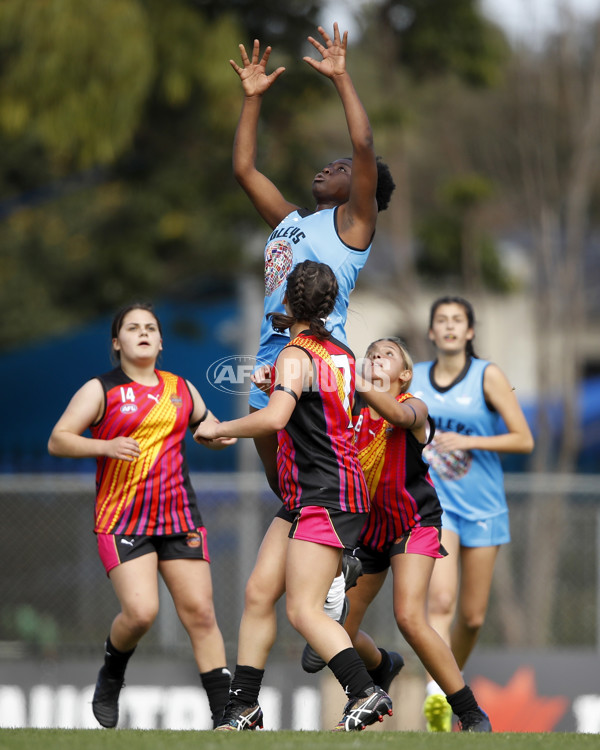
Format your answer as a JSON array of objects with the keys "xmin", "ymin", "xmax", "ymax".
[
  {"xmin": 304, "ymin": 23, "xmax": 348, "ymax": 79},
  {"xmin": 230, "ymin": 40, "xmax": 286, "ymax": 97}
]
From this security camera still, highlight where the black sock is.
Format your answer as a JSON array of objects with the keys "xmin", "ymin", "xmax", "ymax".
[
  {"xmin": 229, "ymin": 664, "xmax": 264, "ymax": 706},
  {"xmin": 367, "ymin": 648, "xmax": 392, "ymax": 686},
  {"xmin": 200, "ymin": 667, "xmax": 232, "ymax": 728},
  {"xmin": 103, "ymin": 635, "xmax": 135, "ymax": 680},
  {"xmin": 328, "ymin": 647, "xmax": 373, "ymax": 699},
  {"xmin": 446, "ymin": 684, "xmax": 478, "ymax": 718}
]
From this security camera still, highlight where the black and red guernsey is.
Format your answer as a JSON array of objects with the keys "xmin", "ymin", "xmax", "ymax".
[{"xmin": 276, "ymin": 332, "xmax": 369, "ymax": 516}]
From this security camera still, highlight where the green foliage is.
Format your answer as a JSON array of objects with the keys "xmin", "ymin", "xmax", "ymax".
[
  {"xmin": 0, "ymin": 0, "xmax": 154, "ymax": 168},
  {"xmin": 440, "ymin": 173, "xmax": 495, "ymax": 211},
  {"xmin": 195, "ymin": 0, "xmax": 323, "ymax": 51},
  {"xmin": 0, "ymin": 0, "xmax": 340, "ymax": 351},
  {"xmin": 375, "ymin": 0, "xmax": 509, "ymax": 87},
  {"xmin": 416, "ymin": 212, "xmax": 512, "ymax": 292},
  {"xmin": 0, "ymin": 0, "xmax": 533, "ymax": 351}
]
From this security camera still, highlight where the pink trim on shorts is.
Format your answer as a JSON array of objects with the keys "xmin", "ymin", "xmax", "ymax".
[
  {"xmin": 402, "ymin": 526, "xmax": 446, "ymax": 559},
  {"xmin": 291, "ymin": 506, "xmax": 344, "ymax": 548},
  {"xmin": 97, "ymin": 534, "xmax": 121, "ymax": 576},
  {"xmin": 186, "ymin": 527, "xmax": 211, "ymax": 562}
]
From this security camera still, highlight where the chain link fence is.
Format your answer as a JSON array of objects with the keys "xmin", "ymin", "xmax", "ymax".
[{"xmin": 0, "ymin": 473, "xmax": 598, "ymax": 662}]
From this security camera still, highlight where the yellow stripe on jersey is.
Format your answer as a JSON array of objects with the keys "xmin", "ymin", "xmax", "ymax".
[
  {"xmin": 95, "ymin": 372, "xmax": 180, "ymax": 532},
  {"xmin": 358, "ymin": 421, "xmax": 387, "ymax": 498},
  {"xmin": 287, "ymin": 336, "xmax": 351, "ymax": 422},
  {"xmin": 357, "ymin": 393, "xmax": 413, "ymax": 498}
]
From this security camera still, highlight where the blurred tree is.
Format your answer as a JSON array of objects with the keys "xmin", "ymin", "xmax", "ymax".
[
  {"xmin": 342, "ymin": 0, "xmax": 510, "ymax": 357},
  {"xmin": 0, "ymin": 0, "xmax": 154, "ymax": 169},
  {"xmin": 0, "ymin": 0, "xmax": 325, "ymax": 349},
  {"xmin": 447, "ymin": 13, "xmax": 600, "ymax": 648},
  {"xmin": 506, "ymin": 19, "xmax": 600, "ymax": 648},
  {"xmin": 191, "ymin": 0, "xmax": 322, "ymax": 50},
  {"xmin": 375, "ymin": 0, "xmax": 508, "ymax": 86},
  {"xmin": 417, "ymin": 173, "xmax": 511, "ymax": 292}
]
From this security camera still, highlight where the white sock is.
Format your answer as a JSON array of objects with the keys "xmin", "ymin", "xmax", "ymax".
[
  {"xmin": 426, "ymin": 680, "xmax": 444, "ymax": 696},
  {"xmin": 323, "ymin": 573, "xmax": 345, "ymax": 620}
]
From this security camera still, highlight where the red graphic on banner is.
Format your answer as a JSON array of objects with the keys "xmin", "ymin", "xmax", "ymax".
[{"xmin": 472, "ymin": 666, "xmax": 569, "ymax": 731}]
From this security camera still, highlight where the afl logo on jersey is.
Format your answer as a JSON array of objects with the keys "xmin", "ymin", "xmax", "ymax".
[
  {"xmin": 120, "ymin": 403, "xmax": 138, "ymax": 414},
  {"xmin": 264, "ymin": 239, "xmax": 293, "ymax": 296}
]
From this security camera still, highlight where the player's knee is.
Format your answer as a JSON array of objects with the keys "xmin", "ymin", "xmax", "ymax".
[
  {"xmin": 284, "ymin": 600, "xmax": 305, "ymax": 632},
  {"xmin": 462, "ymin": 610, "xmax": 486, "ymax": 633},
  {"xmin": 393, "ymin": 606, "xmax": 423, "ymax": 641},
  {"xmin": 428, "ymin": 590, "xmax": 455, "ymax": 618},
  {"xmin": 244, "ymin": 574, "xmax": 275, "ymax": 612},
  {"xmin": 123, "ymin": 604, "xmax": 158, "ymax": 635},
  {"xmin": 184, "ymin": 602, "xmax": 218, "ymax": 633}
]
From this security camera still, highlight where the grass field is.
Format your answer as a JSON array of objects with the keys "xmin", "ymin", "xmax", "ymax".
[{"xmin": 0, "ymin": 729, "xmax": 598, "ymax": 750}]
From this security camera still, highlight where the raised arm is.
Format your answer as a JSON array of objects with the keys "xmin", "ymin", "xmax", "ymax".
[
  {"xmin": 230, "ymin": 40, "xmax": 298, "ymax": 228},
  {"xmin": 356, "ymin": 374, "xmax": 429, "ymax": 443},
  {"xmin": 304, "ymin": 24, "xmax": 378, "ymax": 246}
]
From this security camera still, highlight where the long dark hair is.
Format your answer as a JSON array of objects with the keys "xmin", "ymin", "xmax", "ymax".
[
  {"xmin": 110, "ymin": 302, "xmax": 162, "ymax": 363},
  {"xmin": 269, "ymin": 261, "xmax": 338, "ymax": 340},
  {"xmin": 429, "ymin": 296, "xmax": 477, "ymax": 358}
]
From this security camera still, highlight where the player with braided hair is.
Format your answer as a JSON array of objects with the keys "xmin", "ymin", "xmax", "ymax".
[
  {"xmin": 195, "ymin": 261, "xmax": 393, "ymax": 731},
  {"xmin": 230, "ymin": 22, "xmax": 395, "ymax": 496},
  {"xmin": 231, "ymin": 20, "xmax": 395, "ymax": 668}
]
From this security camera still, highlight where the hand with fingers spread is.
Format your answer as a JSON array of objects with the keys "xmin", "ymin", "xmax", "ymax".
[
  {"xmin": 229, "ymin": 40, "xmax": 286, "ymax": 98},
  {"xmin": 304, "ymin": 22, "xmax": 348, "ymax": 80}
]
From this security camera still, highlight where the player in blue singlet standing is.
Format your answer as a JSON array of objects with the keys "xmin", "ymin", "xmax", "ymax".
[
  {"xmin": 229, "ymin": 21, "xmax": 395, "ymax": 494},
  {"xmin": 410, "ymin": 296, "xmax": 534, "ymax": 731}
]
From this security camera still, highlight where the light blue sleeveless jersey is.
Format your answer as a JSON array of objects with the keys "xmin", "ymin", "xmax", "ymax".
[
  {"xmin": 258, "ymin": 207, "xmax": 371, "ymax": 353},
  {"xmin": 411, "ymin": 358, "xmax": 507, "ymax": 520}
]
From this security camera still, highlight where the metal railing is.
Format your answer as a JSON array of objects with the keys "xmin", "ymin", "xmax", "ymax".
[{"xmin": 0, "ymin": 473, "xmax": 597, "ymax": 660}]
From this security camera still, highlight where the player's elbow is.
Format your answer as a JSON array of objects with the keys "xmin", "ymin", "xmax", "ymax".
[
  {"xmin": 268, "ymin": 414, "xmax": 288, "ymax": 432},
  {"xmin": 233, "ymin": 162, "xmax": 255, "ymax": 187},
  {"xmin": 353, "ymin": 131, "xmax": 375, "ymax": 154},
  {"xmin": 516, "ymin": 432, "xmax": 535, "ymax": 454},
  {"xmin": 522, "ymin": 434, "xmax": 535, "ymax": 454},
  {"xmin": 47, "ymin": 434, "xmax": 60, "ymax": 456}
]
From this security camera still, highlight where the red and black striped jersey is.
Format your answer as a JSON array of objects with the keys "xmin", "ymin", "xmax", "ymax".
[
  {"xmin": 277, "ymin": 332, "xmax": 369, "ymax": 515},
  {"xmin": 354, "ymin": 393, "xmax": 442, "ymax": 552},
  {"xmin": 90, "ymin": 367, "xmax": 201, "ymax": 535}
]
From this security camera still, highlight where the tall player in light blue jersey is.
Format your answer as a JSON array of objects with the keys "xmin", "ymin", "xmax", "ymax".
[
  {"xmin": 411, "ymin": 297, "xmax": 534, "ymax": 732},
  {"xmin": 229, "ymin": 22, "xmax": 395, "ymax": 494}
]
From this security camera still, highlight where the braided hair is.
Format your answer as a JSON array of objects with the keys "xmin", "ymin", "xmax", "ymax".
[
  {"xmin": 429, "ymin": 296, "xmax": 478, "ymax": 358},
  {"xmin": 269, "ymin": 260, "xmax": 339, "ymax": 340}
]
